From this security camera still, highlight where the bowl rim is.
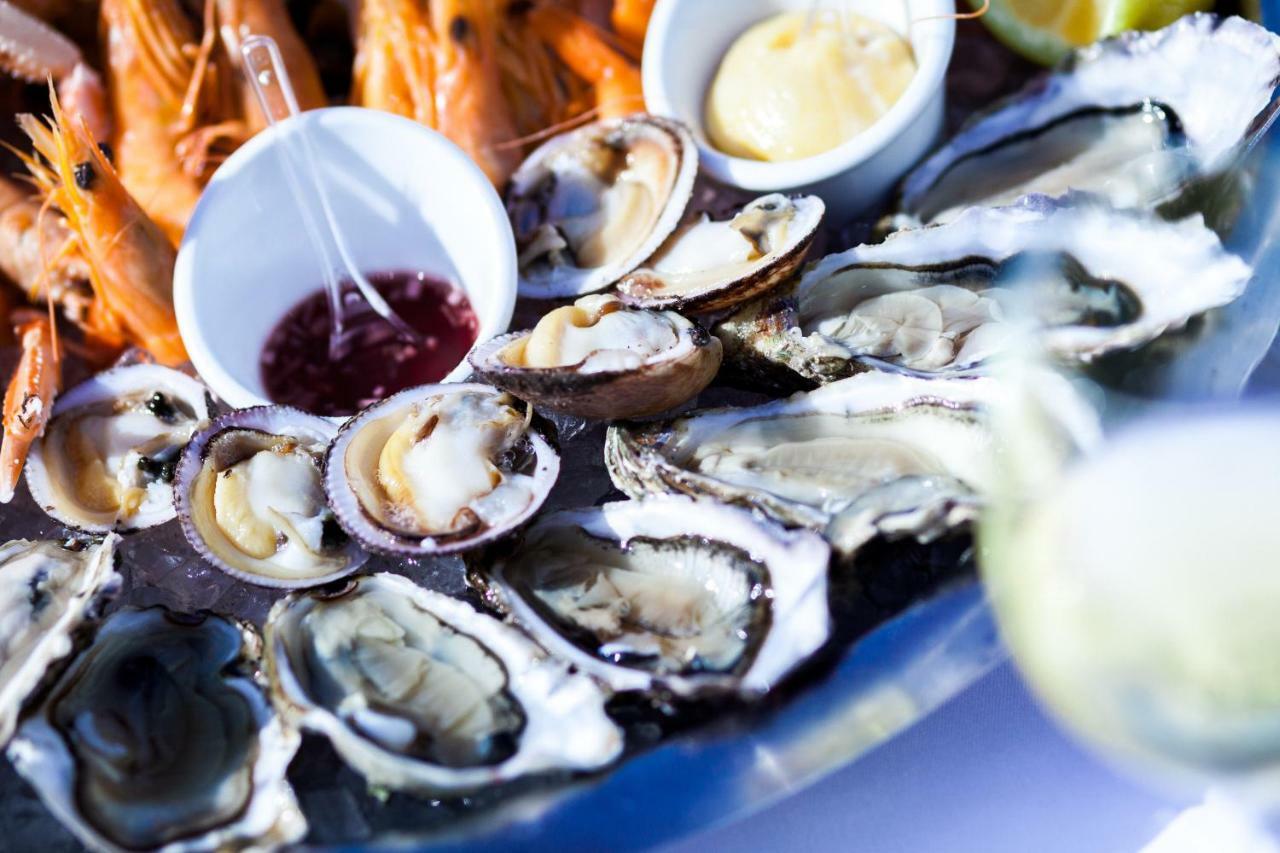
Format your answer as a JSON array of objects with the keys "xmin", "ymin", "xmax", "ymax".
[
  {"xmin": 174, "ymin": 106, "xmax": 517, "ymax": 412},
  {"xmin": 642, "ymin": 0, "xmax": 957, "ymax": 190}
]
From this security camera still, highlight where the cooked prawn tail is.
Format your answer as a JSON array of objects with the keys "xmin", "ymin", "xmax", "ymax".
[{"xmin": 0, "ymin": 315, "xmax": 58, "ymax": 503}]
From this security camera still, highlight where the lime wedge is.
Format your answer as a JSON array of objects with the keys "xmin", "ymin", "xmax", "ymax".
[{"xmin": 970, "ymin": 0, "xmax": 1214, "ymax": 66}]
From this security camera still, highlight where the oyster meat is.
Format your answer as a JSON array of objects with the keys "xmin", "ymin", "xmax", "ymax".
[
  {"xmin": 469, "ymin": 294, "xmax": 722, "ymax": 419},
  {"xmin": 608, "ymin": 370, "xmax": 1096, "ymax": 541},
  {"xmin": 898, "ymin": 15, "xmax": 1280, "ymax": 226},
  {"xmin": 25, "ymin": 364, "xmax": 212, "ymax": 531},
  {"xmin": 326, "ymin": 384, "xmax": 559, "ymax": 556},
  {"xmin": 509, "ymin": 115, "xmax": 697, "ymax": 299},
  {"xmin": 9, "ymin": 607, "xmax": 304, "ymax": 852},
  {"xmin": 264, "ymin": 572, "xmax": 623, "ymax": 794},
  {"xmin": 0, "ymin": 537, "xmax": 118, "ymax": 747},
  {"xmin": 718, "ymin": 200, "xmax": 1251, "ymax": 384},
  {"xmin": 616, "ymin": 194, "xmax": 824, "ymax": 312},
  {"xmin": 175, "ymin": 406, "xmax": 367, "ymax": 588},
  {"xmin": 480, "ymin": 497, "xmax": 831, "ymax": 697}
]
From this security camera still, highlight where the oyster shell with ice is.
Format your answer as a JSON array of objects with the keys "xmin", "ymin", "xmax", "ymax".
[
  {"xmin": 25, "ymin": 364, "xmax": 212, "ymax": 532},
  {"xmin": 717, "ymin": 201, "xmax": 1251, "ymax": 386},
  {"xmin": 616, "ymin": 194, "xmax": 824, "ymax": 313},
  {"xmin": 898, "ymin": 15, "xmax": 1280, "ymax": 226},
  {"xmin": 325, "ymin": 384, "xmax": 559, "ymax": 556},
  {"xmin": 509, "ymin": 115, "xmax": 697, "ymax": 299},
  {"xmin": 0, "ymin": 536, "xmax": 118, "ymax": 747},
  {"xmin": 469, "ymin": 294, "xmax": 722, "ymax": 419},
  {"xmin": 9, "ymin": 607, "xmax": 305, "ymax": 852},
  {"xmin": 608, "ymin": 370, "xmax": 1095, "ymax": 543},
  {"xmin": 478, "ymin": 497, "xmax": 831, "ymax": 698},
  {"xmin": 264, "ymin": 572, "xmax": 623, "ymax": 795},
  {"xmin": 175, "ymin": 406, "xmax": 367, "ymax": 588}
]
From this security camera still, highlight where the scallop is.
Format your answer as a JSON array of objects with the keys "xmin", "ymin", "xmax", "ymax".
[
  {"xmin": 264, "ymin": 573, "xmax": 623, "ymax": 794},
  {"xmin": 479, "ymin": 497, "xmax": 831, "ymax": 698},
  {"xmin": 617, "ymin": 194, "xmax": 824, "ymax": 313},
  {"xmin": 325, "ymin": 384, "xmax": 559, "ymax": 556},
  {"xmin": 174, "ymin": 406, "xmax": 368, "ymax": 588},
  {"xmin": 469, "ymin": 294, "xmax": 722, "ymax": 419},
  {"xmin": 25, "ymin": 364, "xmax": 212, "ymax": 531},
  {"xmin": 509, "ymin": 115, "xmax": 698, "ymax": 299}
]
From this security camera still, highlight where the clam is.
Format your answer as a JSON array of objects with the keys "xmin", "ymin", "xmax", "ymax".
[
  {"xmin": 898, "ymin": 15, "xmax": 1280, "ymax": 226},
  {"xmin": 174, "ymin": 406, "xmax": 367, "ymax": 589},
  {"xmin": 9, "ymin": 607, "xmax": 305, "ymax": 852},
  {"xmin": 263, "ymin": 572, "xmax": 623, "ymax": 795},
  {"xmin": 25, "ymin": 364, "xmax": 212, "ymax": 531},
  {"xmin": 478, "ymin": 497, "xmax": 831, "ymax": 698},
  {"xmin": 325, "ymin": 384, "xmax": 559, "ymax": 556},
  {"xmin": 607, "ymin": 370, "xmax": 1096, "ymax": 541},
  {"xmin": 617, "ymin": 194, "xmax": 824, "ymax": 313},
  {"xmin": 510, "ymin": 115, "xmax": 698, "ymax": 299},
  {"xmin": 717, "ymin": 200, "xmax": 1252, "ymax": 386},
  {"xmin": 0, "ymin": 536, "xmax": 118, "ymax": 747},
  {"xmin": 468, "ymin": 294, "xmax": 722, "ymax": 419}
]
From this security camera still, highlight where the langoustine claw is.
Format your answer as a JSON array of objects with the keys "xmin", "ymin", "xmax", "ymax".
[{"xmin": 0, "ymin": 315, "xmax": 57, "ymax": 503}]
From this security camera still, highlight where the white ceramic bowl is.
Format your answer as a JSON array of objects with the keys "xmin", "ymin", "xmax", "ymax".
[
  {"xmin": 643, "ymin": 0, "xmax": 955, "ymax": 222},
  {"xmin": 175, "ymin": 107, "xmax": 517, "ymax": 410}
]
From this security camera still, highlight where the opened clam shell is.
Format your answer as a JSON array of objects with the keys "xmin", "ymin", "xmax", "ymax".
[
  {"xmin": 617, "ymin": 194, "xmax": 824, "ymax": 313},
  {"xmin": 479, "ymin": 497, "xmax": 831, "ymax": 698},
  {"xmin": 509, "ymin": 115, "xmax": 698, "ymax": 299},
  {"xmin": 325, "ymin": 383, "xmax": 559, "ymax": 556},
  {"xmin": 25, "ymin": 364, "xmax": 212, "ymax": 532},
  {"xmin": 469, "ymin": 294, "xmax": 722, "ymax": 419},
  {"xmin": 264, "ymin": 572, "xmax": 623, "ymax": 795},
  {"xmin": 174, "ymin": 406, "xmax": 368, "ymax": 589}
]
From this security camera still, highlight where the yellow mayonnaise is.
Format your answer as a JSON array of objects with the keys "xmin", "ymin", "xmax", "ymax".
[{"xmin": 704, "ymin": 12, "xmax": 917, "ymax": 162}]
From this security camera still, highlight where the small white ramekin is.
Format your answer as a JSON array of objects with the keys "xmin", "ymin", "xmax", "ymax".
[
  {"xmin": 642, "ymin": 0, "xmax": 956, "ymax": 222},
  {"xmin": 174, "ymin": 107, "xmax": 517, "ymax": 411}
]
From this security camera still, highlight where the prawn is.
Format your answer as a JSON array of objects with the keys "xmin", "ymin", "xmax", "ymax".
[
  {"xmin": 0, "ymin": 314, "xmax": 57, "ymax": 502},
  {"xmin": 525, "ymin": 3, "xmax": 644, "ymax": 120}
]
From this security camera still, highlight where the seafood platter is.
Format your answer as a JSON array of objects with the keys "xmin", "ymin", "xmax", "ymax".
[{"xmin": 0, "ymin": 0, "xmax": 1275, "ymax": 849}]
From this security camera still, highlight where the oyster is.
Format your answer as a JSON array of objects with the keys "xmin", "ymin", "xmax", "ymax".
[
  {"xmin": 607, "ymin": 370, "xmax": 1094, "ymax": 537},
  {"xmin": 325, "ymin": 384, "xmax": 559, "ymax": 556},
  {"xmin": 9, "ymin": 607, "xmax": 304, "ymax": 852},
  {"xmin": 0, "ymin": 537, "xmax": 118, "ymax": 747},
  {"xmin": 25, "ymin": 364, "xmax": 212, "ymax": 531},
  {"xmin": 717, "ymin": 201, "xmax": 1251, "ymax": 385},
  {"xmin": 479, "ymin": 497, "xmax": 831, "ymax": 697},
  {"xmin": 175, "ymin": 407, "xmax": 367, "ymax": 588},
  {"xmin": 469, "ymin": 294, "xmax": 722, "ymax": 419},
  {"xmin": 264, "ymin": 572, "xmax": 623, "ymax": 794},
  {"xmin": 509, "ymin": 115, "xmax": 697, "ymax": 299},
  {"xmin": 899, "ymin": 15, "xmax": 1280, "ymax": 226},
  {"xmin": 616, "ymin": 194, "xmax": 824, "ymax": 312}
]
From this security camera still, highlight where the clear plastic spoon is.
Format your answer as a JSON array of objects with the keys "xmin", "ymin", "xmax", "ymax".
[{"xmin": 240, "ymin": 35, "xmax": 423, "ymax": 362}]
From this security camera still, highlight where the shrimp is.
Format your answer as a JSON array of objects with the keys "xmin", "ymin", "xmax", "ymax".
[
  {"xmin": 19, "ymin": 90, "xmax": 187, "ymax": 367},
  {"xmin": 0, "ymin": 315, "xmax": 57, "ymax": 502},
  {"xmin": 216, "ymin": 0, "xmax": 327, "ymax": 131},
  {"xmin": 352, "ymin": 0, "xmax": 436, "ymax": 126},
  {"xmin": 0, "ymin": 175, "xmax": 92, "ymax": 324},
  {"xmin": 0, "ymin": 0, "xmax": 111, "ymax": 140},
  {"xmin": 610, "ymin": 0, "xmax": 654, "ymax": 52},
  {"xmin": 100, "ymin": 0, "xmax": 209, "ymax": 244},
  {"xmin": 427, "ymin": 0, "xmax": 522, "ymax": 186},
  {"xmin": 525, "ymin": 4, "xmax": 643, "ymax": 120}
]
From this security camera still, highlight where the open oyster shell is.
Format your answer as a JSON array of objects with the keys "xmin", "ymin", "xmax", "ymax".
[
  {"xmin": 607, "ymin": 371, "xmax": 1096, "ymax": 540},
  {"xmin": 616, "ymin": 194, "xmax": 824, "ymax": 313},
  {"xmin": 264, "ymin": 572, "xmax": 623, "ymax": 795},
  {"xmin": 325, "ymin": 384, "xmax": 559, "ymax": 556},
  {"xmin": 8, "ymin": 607, "xmax": 305, "ymax": 852},
  {"xmin": 0, "ymin": 536, "xmax": 118, "ymax": 747},
  {"xmin": 510, "ymin": 115, "xmax": 698, "ymax": 299},
  {"xmin": 717, "ymin": 200, "xmax": 1251, "ymax": 387},
  {"xmin": 478, "ymin": 497, "xmax": 831, "ymax": 698},
  {"xmin": 26, "ymin": 364, "xmax": 212, "ymax": 532},
  {"xmin": 469, "ymin": 294, "xmax": 722, "ymax": 419},
  {"xmin": 898, "ymin": 15, "xmax": 1280, "ymax": 226},
  {"xmin": 175, "ymin": 406, "xmax": 368, "ymax": 589}
]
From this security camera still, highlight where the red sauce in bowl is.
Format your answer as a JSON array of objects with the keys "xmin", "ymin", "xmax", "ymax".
[{"xmin": 260, "ymin": 271, "xmax": 479, "ymax": 417}]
